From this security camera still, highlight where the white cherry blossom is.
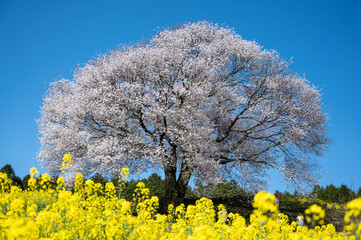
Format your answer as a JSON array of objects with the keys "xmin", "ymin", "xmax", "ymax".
[{"xmin": 38, "ymin": 21, "xmax": 328, "ymax": 204}]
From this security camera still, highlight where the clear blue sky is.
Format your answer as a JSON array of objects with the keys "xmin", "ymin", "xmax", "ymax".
[{"xmin": 1, "ymin": 0, "xmax": 360, "ymax": 193}]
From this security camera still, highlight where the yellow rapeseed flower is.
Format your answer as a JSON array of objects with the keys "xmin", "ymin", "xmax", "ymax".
[
  {"xmin": 60, "ymin": 154, "xmax": 72, "ymax": 173},
  {"xmin": 30, "ymin": 167, "xmax": 39, "ymax": 178},
  {"xmin": 0, "ymin": 165, "xmax": 359, "ymax": 240},
  {"xmin": 56, "ymin": 176, "xmax": 65, "ymax": 190},
  {"xmin": 0, "ymin": 172, "xmax": 12, "ymax": 193},
  {"xmin": 305, "ymin": 204, "xmax": 325, "ymax": 225},
  {"xmin": 253, "ymin": 191, "xmax": 279, "ymax": 220}
]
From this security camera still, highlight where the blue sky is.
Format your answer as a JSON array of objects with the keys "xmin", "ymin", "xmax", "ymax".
[{"xmin": 0, "ymin": 0, "xmax": 360, "ymax": 193}]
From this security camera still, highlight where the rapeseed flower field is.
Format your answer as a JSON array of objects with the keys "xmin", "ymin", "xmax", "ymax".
[{"xmin": 0, "ymin": 155, "xmax": 360, "ymax": 239}]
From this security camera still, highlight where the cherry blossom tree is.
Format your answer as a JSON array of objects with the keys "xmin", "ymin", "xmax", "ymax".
[{"xmin": 38, "ymin": 21, "xmax": 328, "ymax": 204}]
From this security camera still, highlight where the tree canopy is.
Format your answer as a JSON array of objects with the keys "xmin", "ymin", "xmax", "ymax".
[{"xmin": 38, "ymin": 21, "xmax": 328, "ymax": 204}]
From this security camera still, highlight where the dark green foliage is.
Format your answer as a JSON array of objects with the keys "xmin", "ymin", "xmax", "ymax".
[
  {"xmin": 312, "ymin": 183, "xmax": 356, "ymax": 204},
  {"xmin": 142, "ymin": 173, "xmax": 165, "ymax": 198},
  {"xmin": 194, "ymin": 180, "xmax": 248, "ymax": 199},
  {"xmin": 91, "ymin": 173, "xmax": 108, "ymax": 187},
  {"xmin": 11, "ymin": 175, "xmax": 23, "ymax": 189},
  {"xmin": 121, "ymin": 180, "xmax": 138, "ymax": 201},
  {"xmin": 114, "ymin": 173, "xmax": 167, "ymax": 202},
  {"xmin": 310, "ymin": 185, "xmax": 322, "ymax": 198},
  {"xmin": 357, "ymin": 187, "xmax": 361, "ymax": 197},
  {"xmin": 0, "ymin": 164, "xmax": 16, "ymax": 178},
  {"xmin": 185, "ymin": 186, "xmax": 197, "ymax": 198},
  {"xmin": 0, "ymin": 164, "xmax": 24, "ymax": 190},
  {"xmin": 322, "ymin": 184, "xmax": 338, "ymax": 202},
  {"xmin": 338, "ymin": 184, "xmax": 355, "ymax": 203},
  {"xmin": 279, "ymin": 191, "xmax": 298, "ymax": 203},
  {"xmin": 22, "ymin": 174, "xmax": 31, "ymax": 190}
]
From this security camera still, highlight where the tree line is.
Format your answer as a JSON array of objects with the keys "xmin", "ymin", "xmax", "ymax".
[
  {"xmin": 310, "ymin": 184, "xmax": 361, "ymax": 204},
  {"xmin": 2, "ymin": 163, "xmax": 360, "ymax": 206}
]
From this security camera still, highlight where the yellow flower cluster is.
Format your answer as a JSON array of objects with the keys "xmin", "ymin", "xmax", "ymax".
[
  {"xmin": 60, "ymin": 154, "xmax": 71, "ymax": 173},
  {"xmin": 0, "ymin": 172, "xmax": 12, "ymax": 193},
  {"xmin": 39, "ymin": 174, "xmax": 51, "ymax": 191},
  {"xmin": 105, "ymin": 182, "xmax": 116, "ymax": 198},
  {"xmin": 118, "ymin": 167, "xmax": 129, "ymax": 198},
  {"xmin": 344, "ymin": 198, "xmax": 361, "ymax": 236},
  {"xmin": 56, "ymin": 177, "xmax": 65, "ymax": 191},
  {"xmin": 30, "ymin": 167, "xmax": 39, "ymax": 178},
  {"xmin": 1, "ymin": 178, "xmax": 360, "ymax": 239},
  {"xmin": 133, "ymin": 182, "xmax": 150, "ymax": 202},
  {"xmin": 252, "ymin": 191, "xmax": 279, "ymax": 222},
  {"xmin": 305, "ymin": 204, "xmax": 326, "ymax": 226},
  {"xmin": 0, "ymin": 155, "xmax": 360, "ymax": 239},
  {"xmin": 28, "ymin": 167, "xmax": 40, "ymax": 192}
]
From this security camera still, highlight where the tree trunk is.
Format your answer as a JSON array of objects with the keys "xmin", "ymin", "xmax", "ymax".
[
  {"xmin": 164, "ymin": 165, "xmax": 177, "ymax": 206},
  {"xmin": 175, "ymin": 163, "xmax": 192, "ymax": 203},
  {"xmin": 164, "ymin": 161, "xmax": 193, "ymax": 207}
]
